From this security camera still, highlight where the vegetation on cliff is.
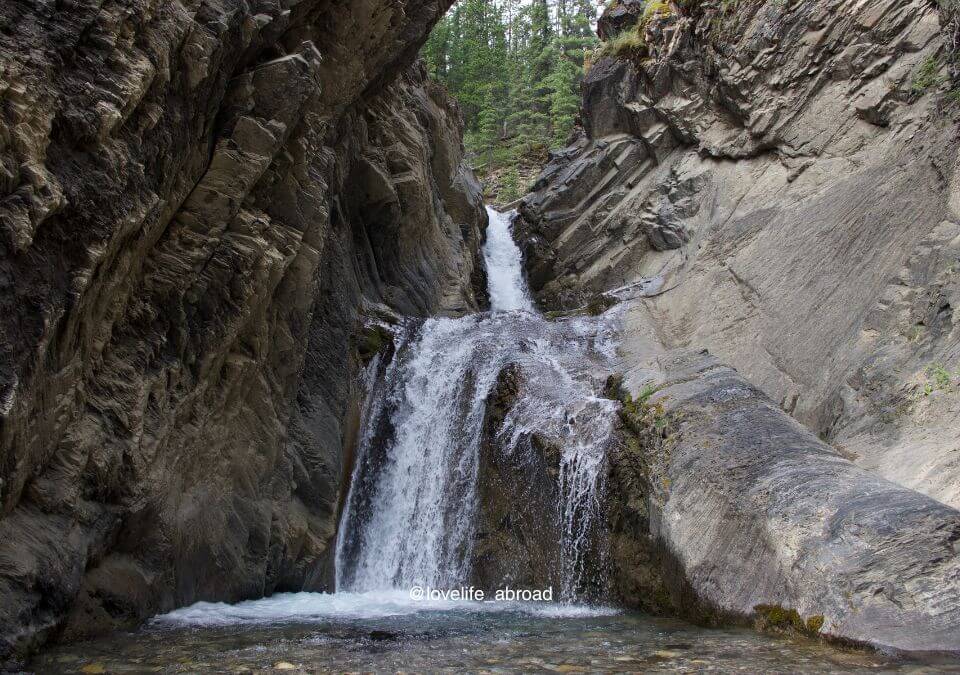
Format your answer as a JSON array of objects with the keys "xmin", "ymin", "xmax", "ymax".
[{"xmin": 422, "ymin": 0, "xmax": 599, "ymax": 202}]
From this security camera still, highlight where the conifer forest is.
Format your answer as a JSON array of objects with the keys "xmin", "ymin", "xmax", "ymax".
[{"xmin": 422, "ymin": 0, "xmax": 600, "ymax": 200}]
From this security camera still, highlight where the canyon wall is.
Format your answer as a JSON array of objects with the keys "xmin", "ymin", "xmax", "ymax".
[
  {"xmin": 4, "ymin": 0, "xmax": 960, "ymax": 662},
  {"xmin": 510, "ymin": 0, "xmax": 960, "ymax": 653},
  {"xmin": 518, "ymin": 0, "xmax": 960, "ymax": 507},
  {"xmin": 0, "ymin": 0, "xmax": 484, "ymax": 662}
]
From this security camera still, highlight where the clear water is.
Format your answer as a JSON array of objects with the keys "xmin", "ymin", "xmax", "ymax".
[
  {"xmin": 30, "ymin": 208, "xmax": 949, "ymax": 672},
  {"xmin": 32, "ymin": 598, "xmax": 938, "ymax": 673}
]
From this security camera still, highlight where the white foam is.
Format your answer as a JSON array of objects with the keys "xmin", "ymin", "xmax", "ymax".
[
  {"xmin": 482, "ymin": 207, "xmax": 535, "ymax": 312},
  {"xmin": 151, "ymin": 590, "xmax": 619, "ymax": 627},
  {"xmin": 521, "ymin": 603, "xmax": 621, "ymax": 619}
]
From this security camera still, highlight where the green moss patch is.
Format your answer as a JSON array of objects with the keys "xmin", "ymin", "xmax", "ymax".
[
  {"xmin": 754, "ymin": 604, "xmax": 825, "ymax": 638},
  {"xmin": 355, "ymin": 324, "xmax": 393, "ymax": 364},
  {"xmin": 912, "ymin": 55, "xmax": 945, "ymax": 93}
]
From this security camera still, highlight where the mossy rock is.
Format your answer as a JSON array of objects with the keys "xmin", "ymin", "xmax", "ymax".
[
  {"xmin": 356, "ymin": 324, "xmax": 393, "ymax": 364},
  {"xmin": 586, "ymin": 294, "xmax": 619, "ymax": 315},
  {"xmin": 604, "ymin": 373, "xmax": 627, "ymax": 400},
  {"xmin": 543, "ymin": 295, "xmax": 619, "ymax": 320},
  {"xmin": 616, "ymin": 388, "xmax": 667, "ymax": 437},
  {"xmin": 754, "ymin": 604, "xmax": 825, "ymax": 638}
]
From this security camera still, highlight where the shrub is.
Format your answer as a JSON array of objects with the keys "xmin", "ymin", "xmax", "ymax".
[
  {"xmin": 596, "ymin": 25, "xmax": 646, "ymax": 59},
  {"xmin": 598, "ymin": 0, "xmax": 674, "ymax": 60},
  {"xmin": 929, "ymin": 363, "xmax": 954, "ymax": 390}
]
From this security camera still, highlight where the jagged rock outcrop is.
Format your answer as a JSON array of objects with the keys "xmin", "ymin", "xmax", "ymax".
[
  {"xmin": 472, "ymin": 363, "xmax": 614, "ymax": 598},
  {"xmin": 596, "ymin": 0, "xmax": 646, "ymax": 41},
  {"xmin": 0, "ymin": 0, "xmax": 484, "ymax": 663},
  {"xmin": 518, "ymin": 0, "xmax": 960, "ymax": 508},
  {"xmin": 472, "ymin": 365, "xmax": 566, "ymax": 593},
  {"xmin": 609, "ymin": 348, "xmax": 960, "ymax": 655}
]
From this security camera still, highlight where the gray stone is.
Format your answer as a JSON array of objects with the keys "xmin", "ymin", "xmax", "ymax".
[
  {"xmin": 609, "ymin": 349, "xmax": 960, "ymax": 655},
  {"xmin": 514, "ymin": 0, "xmax": 960, "ymax": 654},
  {"xmin": 516, "ymin": 0, "xmax": 960, "ymax": 509},
  {"xmin": 597, "ymin": 0, "xmax": 646, "ymax": 41}
]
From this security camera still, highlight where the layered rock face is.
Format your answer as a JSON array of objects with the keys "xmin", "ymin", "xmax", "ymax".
[
  {"xmin": 514, "ymin": 0, "xmax": 960, "ymax": 653},
  {"xmin": 0, "ymin": 0, "xmax": 484, "ymax": 661},
  {"xmin": 518, "ymin": 0, "xmax": 960, "ymax": 507}
]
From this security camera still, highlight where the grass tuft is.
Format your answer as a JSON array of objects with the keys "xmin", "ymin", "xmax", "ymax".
[{"xmin": 912, "ymin": 55, "xmax": 945, "ymax": 93}]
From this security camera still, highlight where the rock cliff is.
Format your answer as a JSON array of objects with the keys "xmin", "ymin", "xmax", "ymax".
[
  {"xmin": 514, "ymin": 0, "xmax": 960, "ymax": 654},
  {"xmin": 518, "ymin": 0, "xmax": 960, "ymax": 508},
  {"xmin": 0, "ymin": 0, "xmax": 484, "ymax": 662}
]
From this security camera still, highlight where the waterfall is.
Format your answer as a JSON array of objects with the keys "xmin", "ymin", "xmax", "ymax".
[
  {"xmin": 482, "ymin": 207, "xmax": 535, "ymax": 312},
  {"xmin": 335, "ymin": 207, "xmax": 618, "ymax": 600}
]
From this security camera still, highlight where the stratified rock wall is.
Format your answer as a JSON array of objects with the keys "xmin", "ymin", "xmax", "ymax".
[
  {"xmin": 0, "ymin": 0, "xmax": 484, "ymax": 661},
  {"xmin": 518, "ymin": 0, "xmax": 960, "ymax": 507}
]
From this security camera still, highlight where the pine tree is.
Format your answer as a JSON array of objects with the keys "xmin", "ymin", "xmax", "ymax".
[
  {"xmin": 423, "ymin": 14, "xmax": 452, "ymax": 80},
  {"xmin": 421, "ymin": 0, "xmax": 598, "ymax": 181},
  {"xmin": 476, "ymin": 85, "xmax": 502, "ymax": 155},
  {"xmin": 547, "ymin": 52, "xmax": 581, "ymax": 146}
]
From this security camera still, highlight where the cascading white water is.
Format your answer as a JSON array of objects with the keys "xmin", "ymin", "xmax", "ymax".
[
  {"xmin": 483, "ymin": 207, "xmax": 535, "ymax": 312},
  {"xmin": 335, "ymin": 206, "xmax": 618, "ymax": 600}
]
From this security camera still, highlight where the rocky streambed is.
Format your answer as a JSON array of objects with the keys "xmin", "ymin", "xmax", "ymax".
[{"xmin": 29, "ymin": 599, "xmax": 946, "ymax": 674}]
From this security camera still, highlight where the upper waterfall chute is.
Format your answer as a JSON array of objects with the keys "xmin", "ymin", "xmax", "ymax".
[
  {"xmin": 482, "ymin": 206, "xmax": 535, "ymax": 313},
  {"xmin": 335, "ymin": 206, "xmax": 618, "ymax": 601}
]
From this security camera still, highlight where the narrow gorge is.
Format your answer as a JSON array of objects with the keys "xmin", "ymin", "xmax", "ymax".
[
  {"xmin": 335, "ymin": 207, "xmax": 619, "ymax": 603},
  {"xmin": 2, "ymin": 0, "xmax": 960, "ymax": 671}
]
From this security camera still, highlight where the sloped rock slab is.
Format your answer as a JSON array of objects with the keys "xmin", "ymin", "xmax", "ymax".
[{"xmin": 623, "ymin": 349, "xmax": 960, "ymax": 656}]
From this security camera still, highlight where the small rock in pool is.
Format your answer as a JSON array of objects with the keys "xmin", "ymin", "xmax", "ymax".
[{"xmin": 653, "ymin": 650, "xmax": 682, "ymax": 659}]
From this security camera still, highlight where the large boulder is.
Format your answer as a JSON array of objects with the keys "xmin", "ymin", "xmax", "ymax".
[
  {"xmin": 597, "ymin": 0, "xmax": 647, "ymax": 41},
  {"xmin": 472, "ymin": 365, "xmax": 567, "ymax": 593},
  {"xmin": 608, "ymin": 348, "xmax": 960, "ymax": 654}
]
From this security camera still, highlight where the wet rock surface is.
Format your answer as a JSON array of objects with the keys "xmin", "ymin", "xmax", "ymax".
[
  {"xmin": 613, "ymin": 349, "xmax": 960, "ymax": 655},
  {"xmin": 516, "ymin": 0, "xmax": 960, "ymax": 508},
  {"xmin": 0, "ymin": 0, "xmax": 484, "ymax": 662},
  {"xmin": 473, "ymin": 364, "xmax": 565, "ymax": 594}
]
